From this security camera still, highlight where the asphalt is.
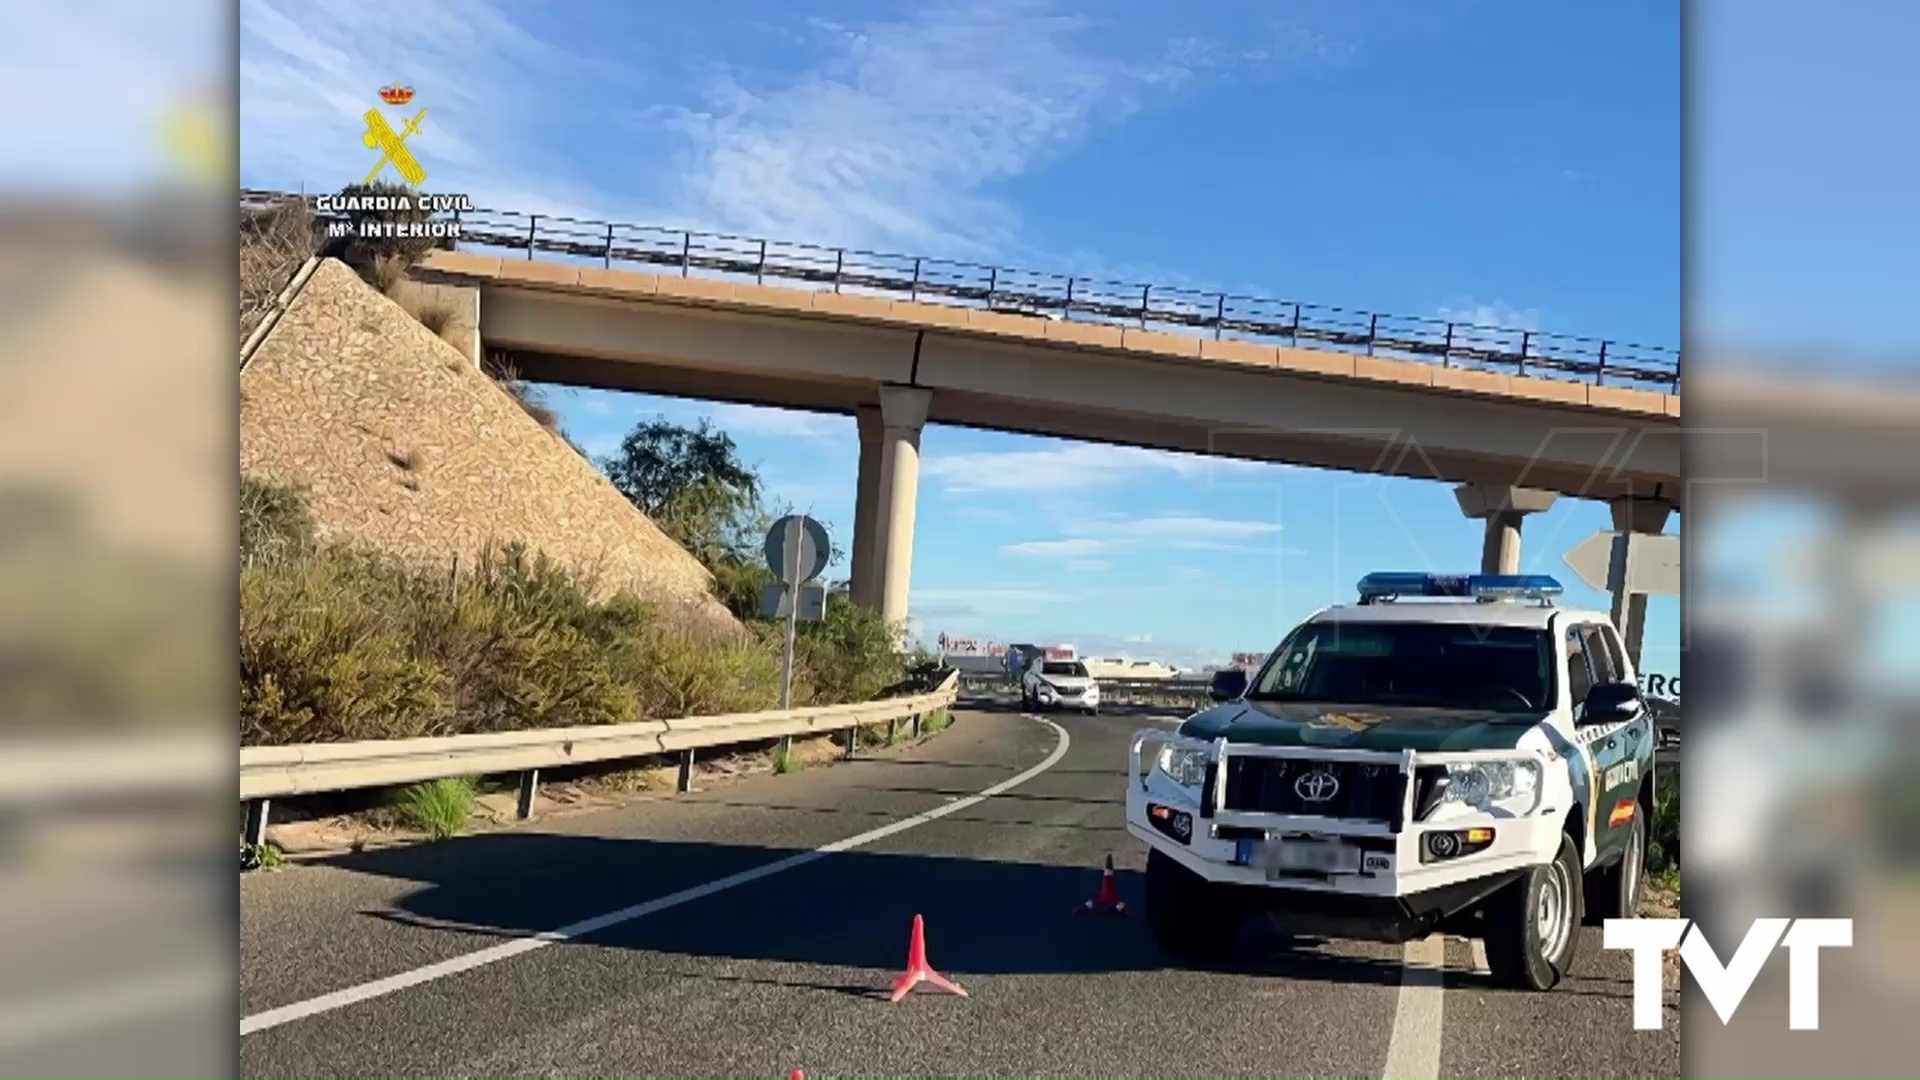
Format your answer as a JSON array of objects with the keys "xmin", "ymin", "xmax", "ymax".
[{"xmin": 238, "ymin": 707, "xmax": 1679, "ymax": 1079}]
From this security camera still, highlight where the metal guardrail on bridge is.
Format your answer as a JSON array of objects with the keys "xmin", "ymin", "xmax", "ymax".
[
  {"xmin": 240, "ymin": 189, "xmax": 1681, "ymax": 392},
  {"xmin": 238, "ymin": 670, "xmax": 960, "ymax": 845}
]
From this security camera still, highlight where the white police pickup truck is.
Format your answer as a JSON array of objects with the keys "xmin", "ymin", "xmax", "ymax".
[{"xmin": 1128, "ymin": 572, "xmax": 1656, "ymax": 990}]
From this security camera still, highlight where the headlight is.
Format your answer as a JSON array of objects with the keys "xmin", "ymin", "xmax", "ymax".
[
  {"xmin": 1155, "ymin": 745, "xmax": 1211, "ymax": 788},
  {"xmin": 1426, "ymin": 759, "xmax": 1541, "ymax": 820}
]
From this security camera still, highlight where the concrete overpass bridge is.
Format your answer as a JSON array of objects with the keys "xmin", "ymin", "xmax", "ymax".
[{"xmin": 248, "ymin": 192, "xmax": 1686, "ymax": 625}]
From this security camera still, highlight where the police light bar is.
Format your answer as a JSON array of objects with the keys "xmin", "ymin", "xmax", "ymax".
[{"xmin": 1356, "ymin": 572, "xmax": 1563, "ymax": 603}]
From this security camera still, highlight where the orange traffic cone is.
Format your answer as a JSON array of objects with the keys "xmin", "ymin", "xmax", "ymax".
[
  {"xmin": 889, "ymin": 914, "xmax": 968, "ymax": 1003},
  {"xmin": 1075, "ymin": 854, "xmax": 1128, "ymax": 915}
]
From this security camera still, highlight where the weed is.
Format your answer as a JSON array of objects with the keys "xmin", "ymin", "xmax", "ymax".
[
  {"xmin": 240, "ymin": 842, "xmax": 283, "ymax": 871},
  {"xmin": 398, "ymin": 777, "xmax": 477, "ymax": 839},
  {"xmin": 363, "ymin": 253, "xmax": 410, "ymax": 294},
  {"xmin": 771, "ymin": 742, "xmax": 797, "ymax": 774},
  {"xmin": 922, "ymin": 708, "xmax": 951, "ymax": 734}
]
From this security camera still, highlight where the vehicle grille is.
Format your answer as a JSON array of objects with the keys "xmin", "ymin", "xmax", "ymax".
[
  {"xmin": 1052, "ymin": 685, "xmax": 1083, "ymax": 697},
  {"xmin": 1213, "ymin": 757, "xmax": 1408, "ymax": 829}
]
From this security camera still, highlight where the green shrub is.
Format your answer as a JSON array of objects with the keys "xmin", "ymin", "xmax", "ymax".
[
  {"xmin": 793, "ymin": 594, "xmax": 904, "ymax": 705},
  {"xmin": 398, "ymin": 777, "xmax": 477, "ymax": 839},
  {"xmin": 1648, "ymin": 781, "xmax": 1679, "ymax": 872},
  {"xmin": 240, "ymin": 475, "xmax": 316, "ymax": 564},
  {"xmin": 333, "ymin": 180, "xmax": 442, "ymax": 273},
  {"xmin": 921, "ymin": 708, "xmax": 951, "ymax": 734}
]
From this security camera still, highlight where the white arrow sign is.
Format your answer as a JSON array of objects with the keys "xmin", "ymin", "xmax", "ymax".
[{"xmin": 1563, "ymin": 530, "xmax": 1681, "ymax": 597}]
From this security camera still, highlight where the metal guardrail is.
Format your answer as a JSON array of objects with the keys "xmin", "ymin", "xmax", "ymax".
[
  {"xmin": 238, "ymin": 671, "xmax": 960, "ymax": 844},
  {"xmin": 240, "ymin": 189, "xmax": 1680, "ymax": 392}
]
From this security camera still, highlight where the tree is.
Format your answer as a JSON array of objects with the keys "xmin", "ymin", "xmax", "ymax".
[{"xmin": 603, "ymin": 417, "xmax": 763, "ymax": 566}]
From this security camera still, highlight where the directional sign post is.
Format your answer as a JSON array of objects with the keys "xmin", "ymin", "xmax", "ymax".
[
  {"xmin": 1563, "ymin": 530, "xmax": 1680, "ymax": 671},
  {"xmin": 764, "ymin": 515, "xmax": 832, "ymax": 716}
]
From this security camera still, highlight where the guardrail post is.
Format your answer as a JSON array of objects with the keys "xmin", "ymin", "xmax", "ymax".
[
  {"xmin": 986, "ymin": 266, "xmax": 998, "ymax": 306},
  {"xmin": 1518, "ymin": 330, "xmax": 1531, "ymax": 377},
  {"xmin": 677, "ymin": 748, "xmax": 695, "ymax": 793},
  {"xmin": 777, "ymin": 734, "xmax": 792, "ymax": 760},
  {"xmin": 757, "ymin": 239, "xmax": 767, "ymax": 284},
  {"xmin": 1290, "ymin": 303, "xmax": 1303, "ymax": 340},
  {"xmin": 516, "ymin": 769, "xmax": 539, "ymax": 820},
  {"xmin": 451, "ymin": 205, "xmax": 461, "ymax": 252},
  {"xmin": 1595, "ymin": 340, "xmax": 1609, "ymax": 386},
  {"xmin": 888, "ymin": 716, "xmax": 899, "ymax": 744},
  {"xmin": 843, "ymin": 726, "xmax": 857, "ymax": 759},
  {"xmin": 1443, "ymin": 322, "xmax": 1454, "ymax": 366},
  {"xmin": 1367, "ymin": 312, "xmax": 1379, "ymax": 355},
  {"xmin": 912, "ymin": 712, "xmax": 923, "ymax": 739},
  {"xmin": 833, "ymin": 249, "xmax": 844, "ymax": 292},
  {"xmin": 244, "ymin": 799, "xmax": 271, "ymax": 848},
  {"xmin": 681, "ymin": 233, "xmax": 691, "ymax": 277},
  {"xmin": 604, "ymin": 223, "xmax": 614, "ymax": 269},
  {"xmin": 526, "ymin": 215, "xmax": 538, "ymax": 259},
  {"xmin": 910, "ymin": 258, "xmax": 922, "ymax": 301},
  {"xmin": 1214, "ymin": 294, "xmax": 1226, "ymax": 339},
  {"xmin": 1140, "ymin": 284, "xmax": 1151, "ymax": 328}
]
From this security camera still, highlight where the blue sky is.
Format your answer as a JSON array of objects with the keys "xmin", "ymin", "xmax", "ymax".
[{"xmin": 237, "ymin": 0, "xmax": 1681, "ymax": 674}]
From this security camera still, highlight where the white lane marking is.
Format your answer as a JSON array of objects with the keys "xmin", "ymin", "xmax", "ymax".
[
  {"xmin": 0, "ymin": 966, "xmax": 225, "ymax": 1049},
  {"xmin": 1380, "ymin": 933, "xmax": 1446, "ymax": 1080},
  {"xmin": 241, "ymin": 716, "xmax": 1072, "ymax": 1036}
]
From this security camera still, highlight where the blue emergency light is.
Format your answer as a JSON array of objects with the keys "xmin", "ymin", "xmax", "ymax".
[{"xmin": 1356, "ymin": 572, "xmax": 1563, "ymax": 605}]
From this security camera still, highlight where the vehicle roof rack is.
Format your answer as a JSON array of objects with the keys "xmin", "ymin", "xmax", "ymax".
[{"xmin": 1355, "ymin": 572, "xmax": 1564, "ymax": 606}]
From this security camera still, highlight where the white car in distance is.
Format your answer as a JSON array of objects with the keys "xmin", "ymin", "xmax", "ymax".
[{"xmin": 1022, "ymin": 659, "xmax": 1101, "ymax": 714}]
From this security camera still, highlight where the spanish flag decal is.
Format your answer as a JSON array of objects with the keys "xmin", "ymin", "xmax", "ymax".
[{"xmin": 1608, "ymin": 799, "xmax": 1638, "ymax": 828}]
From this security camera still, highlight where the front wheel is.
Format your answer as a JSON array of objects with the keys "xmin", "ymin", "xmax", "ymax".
[
  {"xmin": 1483, "ymin": 832, "xmax": 1584, "ymax": 990},
  {"xmin": 1145, "ymin": 849, "xmax": 1245, "ymax": 962}
]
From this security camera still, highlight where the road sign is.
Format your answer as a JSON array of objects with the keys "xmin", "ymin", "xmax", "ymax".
[
  {"xmin": 760, "ymin": 582, "xmax": 827, "ymax": 621},
  {"xmin": 1563, "ymin": 531, "xmax": 1681, "ymax": 597},
  {"xmin": 764, "ymin": 515, "xmax": 830, "ymax": 585}
]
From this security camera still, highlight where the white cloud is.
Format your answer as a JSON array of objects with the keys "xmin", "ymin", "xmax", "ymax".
[
  {"xmin": 705, "ymin": 402, "xmax": 845, "ymax": 440},
  {"xmin": 1070, "ymin": 514, "xmax": 1281, "ymax": 541},
  {"xmin": 1002, "ymin": 538, "xmax": 1113, "ymax": 558},
  {"xmin": 910, "ymin": 585, "xmax": 1070, "ymax": 619},
  {"xmin": 924, "ymin": 442, "xmax": 1239, "ymax": 494},
  {"xmin": 1436, "ymin": 299, "xmax": 1543, "ymax": 332},
  {"xmin": 1067, "ymin": 559, "xmax": 1110, "ymax": 572}
]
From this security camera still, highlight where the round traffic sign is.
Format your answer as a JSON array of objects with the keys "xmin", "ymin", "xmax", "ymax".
[{"xmin": 764, "ymin": 514, "xmax": 830, "ymax": 584}]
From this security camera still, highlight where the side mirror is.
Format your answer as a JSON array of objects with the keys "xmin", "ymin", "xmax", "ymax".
[
  {"xmin": 1208, "ymin": 669, "xmax": 1248, "ymax": 703},
  {"xmin": 1581, "ymin": 681, "xmax": 1644, "ymax": 725}
]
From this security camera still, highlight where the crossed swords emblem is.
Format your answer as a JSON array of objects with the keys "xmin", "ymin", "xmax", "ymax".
[{"xmin": 361, "ymin": 106, "xmax": 429, "ymax": 186}]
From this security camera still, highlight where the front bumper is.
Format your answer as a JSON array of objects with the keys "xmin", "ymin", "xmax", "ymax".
[
  {"xmin": 1034, "ymin": 684, "xmax": 1099, "ymax": 709},
  {"xmin": 1127, "ymin": 728, "xmax": 1560, "ymax": 910}
]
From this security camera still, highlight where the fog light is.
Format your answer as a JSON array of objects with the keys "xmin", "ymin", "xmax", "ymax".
[
  {"xmin": 1426, "ymin": 832, "xmax": 1460, "ymax": 860},
  {"xmin": 1147, "ymin": 802, "xmax": 1193, "ymax": 844},
  {"xmin": 1422, "ymin": 827, "xmax": 1496, "ymax": 863}
]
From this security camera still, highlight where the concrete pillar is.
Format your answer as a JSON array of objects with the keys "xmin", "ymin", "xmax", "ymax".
[
  {"xmin": 1609, "ymin": 495, "xmax": 1676, "ymax": 668},
  {"xmin": 875, "ymin": 385, "xmax": 932, "ymax": 632},
  {"xmin": 849, "ymin": 404, "xmax": 884, "ymax": 608},
  {"xmin": 1454, "ymin": 484, "xmax": 1559, "ymax": 575}
]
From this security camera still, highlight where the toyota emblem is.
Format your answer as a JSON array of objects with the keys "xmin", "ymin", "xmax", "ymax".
[{"xmin": 1294, "ymin": 770, "xmax": 1340, "ymax": 802}]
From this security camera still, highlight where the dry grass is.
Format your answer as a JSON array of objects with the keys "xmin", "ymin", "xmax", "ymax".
[
  {"xmin": 483, "ymin": 353, "xmax": 566, "ymax": 435},
  {"xmin": 239, "ymin": 199, "xmax": 317, "ymax": 339},
  {"xmin": 363, "ymin": 254, "xmax": 410, "ymax": 294},
  {"xmin": 415, "ymin": 299, "xmax": 458, "ymax": 337}
]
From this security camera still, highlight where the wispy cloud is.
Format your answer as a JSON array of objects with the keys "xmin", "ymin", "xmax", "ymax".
[
  {"xmin": 707, "ymin": 403, "xmax": 846, "ymax": 440},
  {"xmin": 924, "ymin": 441, "xmax": 1264, "ymax": 494},
  {"xmin": 1436, "ymin": 299, "xmax": 1543, "ymax": 332},
  {"xmin": 910, "ymin": 585, "xmax": 1070, "ymax": 620},
  {"xmin": 1002, "ymin": 538, "xmax": 1112, "ymax": 558},
  {"xmin": 1001, "ymin": 513, "xmax": 1293, "ymax": 558}
]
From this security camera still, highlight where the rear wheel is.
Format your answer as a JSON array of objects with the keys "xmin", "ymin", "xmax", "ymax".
[
  {"xmin": 1586, "ymin": 810, "xmax": 1646, "ymax": 924},
  {"xmin": 1484, "ymin": 832, "xmax": 1583, "ymax": 990},
  {"xmin": 1146, "ymin": 849, "xmax": 1245, "ymax": 962}
]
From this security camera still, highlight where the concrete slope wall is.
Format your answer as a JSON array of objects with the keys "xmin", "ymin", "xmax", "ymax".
[{"xmin": 239, "ymin": 258, "xmax": 737, "ymax": 629}]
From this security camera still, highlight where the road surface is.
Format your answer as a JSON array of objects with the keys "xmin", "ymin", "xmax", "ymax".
[{"xmin": 238, "ymin": 708, "xmax": 1679, "ymax": 1078}]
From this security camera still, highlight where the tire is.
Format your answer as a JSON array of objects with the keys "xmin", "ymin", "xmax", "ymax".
[
  {"xmin": 1145, "ymin": 848, "xmax": 1245, "ymax": 962},
  {"xmin": 1484, "ymin": 832, "xmax": 1584, "ymax": 991},
  {"xmin": 1585, "ymin": 809, "xmax": 1646, "ymax": 925}
]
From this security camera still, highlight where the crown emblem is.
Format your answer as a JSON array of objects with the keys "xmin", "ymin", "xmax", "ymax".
[{"xmin": 379, "ymin": 84, "xmax": 415, "ymax": 106}]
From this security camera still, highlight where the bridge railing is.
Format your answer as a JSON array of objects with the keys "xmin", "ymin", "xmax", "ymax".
[
  {"xmin": 238, "ymin": 669, "xmax": 960, "ymax": 844},
  {"xmin": 241, "ymin": 189, "xmax": 1680, "ymax": 392}
]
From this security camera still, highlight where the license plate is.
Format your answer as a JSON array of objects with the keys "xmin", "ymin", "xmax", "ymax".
[{"xmin": 1244, "ymin": 839, "xmax": 1361, "ymax": 876}]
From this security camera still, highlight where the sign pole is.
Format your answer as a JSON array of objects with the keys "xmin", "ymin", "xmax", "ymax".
[{"xmin": 779, "ymin": 516, "xmax": 800, "ymax": 712}]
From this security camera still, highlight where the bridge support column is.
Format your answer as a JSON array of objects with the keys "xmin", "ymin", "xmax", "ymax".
[
  {"xmin": 849, "ymin": 404, "xmax": 884, "ymax": 608},
  {"xmin": 1454, "ymin": 484, "xmax": 1558, "ymax": 575},
  {"xmin": 1609, "ymin": 495, "xmax": 1675, "ymax": 668},
  {"xmin": 874, "ymin": 385, "xmax": 932, "ymax": 635}
]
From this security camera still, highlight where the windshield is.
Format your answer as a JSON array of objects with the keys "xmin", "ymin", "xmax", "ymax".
[
  {"xmin": 1041, "ymin": 661, "xmax": 1087, "ymax": 677},
  {"xmin": 1248, "ymin": 620, "xmax": 1554, "ymax": 712}
]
